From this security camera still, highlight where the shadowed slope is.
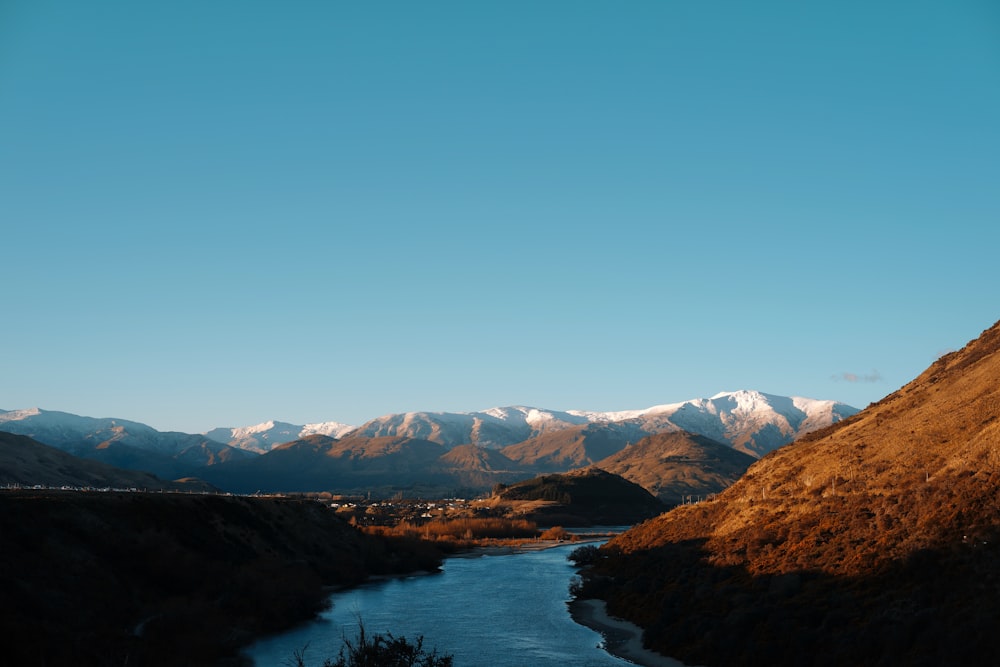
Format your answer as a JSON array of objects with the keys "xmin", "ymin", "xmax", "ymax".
[
  {"xmin": 0, "ymin": 491, "xmax": 445, "ymax": 667},
  {"xmin": 199, "ymin": 434, "xmax": 452, "ymax": 493},
  {"xmin": 493, "ymin": 468, "xmax": 667, "ymax": 526},
  {"xmin": 0, "ymin": 432, "xmax": 214, "ymax": 491}
]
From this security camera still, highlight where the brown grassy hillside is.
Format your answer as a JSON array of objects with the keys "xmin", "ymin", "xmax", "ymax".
[
  {"xmin": 435, "ymin": 443, "xmax": 528, "ymax": 487},
  {"xmin": 500, "ymin": 422, "xmax": 638, "ymax": 470},
  {"xmin": 581, "ymin": 320, "xmax": 1000, "ymax": 667},
  {"xmin": 594, "ymin": 431, "xmax": 755, "ymax": 505},
  {"xmin": 438, "ymin": 443, "xmax": 518, "ymax": 471}
]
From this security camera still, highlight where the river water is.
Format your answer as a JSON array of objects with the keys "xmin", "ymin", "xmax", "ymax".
[{"xmin": 246, "ymin": 542, "xmax": 637, "ymax": 667}]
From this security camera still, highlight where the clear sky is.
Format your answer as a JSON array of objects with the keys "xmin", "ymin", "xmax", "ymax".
[{"xmin": 2, "ymin": 1, "xmax": 998, "ymax": 433}]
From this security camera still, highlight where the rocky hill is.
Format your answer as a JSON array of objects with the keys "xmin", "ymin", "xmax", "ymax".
[{"xmin": 578, "ymin": 320, "xmax": 1000, "ymax": 666}]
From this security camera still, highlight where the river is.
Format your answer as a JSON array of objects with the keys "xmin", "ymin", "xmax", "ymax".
[{"xmin": 247, "ymin": 542, "xmax": 648, "ymax": 667}]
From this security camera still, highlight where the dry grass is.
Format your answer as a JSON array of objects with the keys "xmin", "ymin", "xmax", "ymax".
[
  {"xmin": 612, "ymin": 320, "xmax": 1000, "ymax": 575},
  {"xmin": 584, "ymin": 320, "xmax": 1000, "ymax": 666},
  {"xmin": 365, "ymin": 516, "xmax": 540, "ymax": 544}
]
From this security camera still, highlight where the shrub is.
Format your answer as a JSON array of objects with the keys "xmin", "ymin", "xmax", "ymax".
[
  {"xmin": 568, "ymin": 544, "xmax": 601, "ymax": 566},
  {"xmin": 539, "ymin": 525, "xmax": 571, "ymax": 541},
  {"xmin": 367, "ymin": 517, "xmax": 538, "ymax": 542},
  {"xmin": 290, "ymin": 622, "xmax": 453, "ymax": 667}
]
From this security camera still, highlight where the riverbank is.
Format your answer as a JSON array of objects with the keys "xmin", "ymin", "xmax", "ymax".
[
  {"xmin": 249, "ymin": 540, "xmax": 665, "ymax": 667},
  {"xmin": 568, "ymin": 599, "xmax": 696, "ymax": 667},
  {"xmin": 451, "ymin": 536, "xmax": 608, "ymax": 558}
]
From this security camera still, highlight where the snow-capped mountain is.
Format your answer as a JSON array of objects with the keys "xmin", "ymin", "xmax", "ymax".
[
  {"xmin": 347, "ymin": 406, "xmax": 592, "ymax": 450},
  {"xmin": 0, "ymin": 408, "xmax": 252, "ymax": 476},
  {"xmin": 606, "ymin": 390, "xmax": 857, "ymax": 457},
  {"xmin": 0, "ymin": 408, "xmax": 230, "ymax": 456},
  {"xmin": 344, "ymin": 390, "xmax": 858, "ymax": 457},
  {"xmin": 204, "ymin": 420, "xmax": 356, "ymax": 454},
  {"xmin": 0, "ymin": 390, "xmax": 858, "ymax": 490}
]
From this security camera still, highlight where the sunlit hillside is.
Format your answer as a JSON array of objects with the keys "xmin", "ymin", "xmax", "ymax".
[
  {"xmin": 582, "ymin": 320, "xmax": 1000, "ymax": 666},
  {"xmin": 593, "ymin": 431, "xmax": 755, "ymax": 505}
]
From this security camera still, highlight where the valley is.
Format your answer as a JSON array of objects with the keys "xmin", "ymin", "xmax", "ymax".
[
  {"xmin": 4, "ymin": 2, "xmax": 991, "ymax": 664},
  {"xmin": 4, "ymin": 322, "xmax": 1000, "ymax": 665},
  {"xmin": 0, "ymin": 466, "xmax": 654, "ymax": 667}
]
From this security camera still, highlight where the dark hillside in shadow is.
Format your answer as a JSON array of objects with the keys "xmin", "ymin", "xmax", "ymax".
[
  {"xmin": 582, "ymin": 529, "xmax": 999, "ymax": 666},
  {"xmin": 492, "ymin": 467, "xmax": 666, "ymax": 526},
  {"xmin": 0, "ymin": 490, "xmax": 444, "ymax": 667}
]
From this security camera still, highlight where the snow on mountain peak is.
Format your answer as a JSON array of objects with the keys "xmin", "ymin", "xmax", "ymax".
[
  {"xmin": 301, "ymin": 421, "xmax": 356, "ymax": 438},
  {"xmin": 524, "ymin": 408, "xmax": 567, "ymax": 426},
  {"xmin": 204, "ymin": 419, "xmax": 358, "ymax": 454},
  {"xmin": 710, "ymin": 389, "xmax": 771, "ymax": 409},
  {"xmin": 481, "ymin": 406, "xmax": 531, "ymax": 421},
  {"xmin": 232, "ymin": 421, "xmax": 281, "ymax": 438},
  {"xmin": 482, "ymin": 406, "xmax": 517, "ymax": 420},
  {"xmin": 482, "ymin": 406, "xmax": 590, "ymax": 429},
  {"xmin": 4, "ymin": 389, "xmax": 858, "ymax": 460},
  {"xmin": 0, "ymin": 407, "xmax": 42, "ymax": 422}
]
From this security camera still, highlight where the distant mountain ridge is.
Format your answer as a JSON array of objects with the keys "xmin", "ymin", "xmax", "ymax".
[
  {"xmin": 204, "ymin": 420, "xmax": 355, "ymax": 454},
  {"xmin": 1, "ymin": 390, "xmax": 857, "ymax": 496},
  {"xmin": 0, "ymin": 408, "xmax": 251, "ymax": 479},
  {"xmin": 341, "ymin": 390, "xmax": 858, "ymax": 457},
  {"xmin": 3, "ymin": 389, "xmax": 854, "ymax": 459}
]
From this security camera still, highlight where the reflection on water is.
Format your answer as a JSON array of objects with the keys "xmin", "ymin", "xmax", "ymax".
[{"xmin": 247, "ymin": 542, "xmax": 634, "ymax": 667}]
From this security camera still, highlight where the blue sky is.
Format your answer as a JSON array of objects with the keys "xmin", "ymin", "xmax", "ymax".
[{"xmin": 2, "ymin": 1, "xmax": 998, "ymax": 433}]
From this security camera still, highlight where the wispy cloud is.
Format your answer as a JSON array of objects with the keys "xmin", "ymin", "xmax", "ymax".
[{"xmin": 832, "ymin": 370, "xmax": 882, "ymax": 383}]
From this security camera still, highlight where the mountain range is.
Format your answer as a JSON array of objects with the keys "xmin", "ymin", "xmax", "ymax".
[
  {"xmin": 1, "ymin": 390, "xmax": 857, "ymax": 500},
  {"xmin": 292, "ymin": 392, "xmax": 856, "ymax": 457},
  {"xmin": 0, "ymin": 408, "xmax": 252, "ymax": 480},
  {"xmin": 204, "ymin": 420, "xmax": 356, "ymax": 454}
]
